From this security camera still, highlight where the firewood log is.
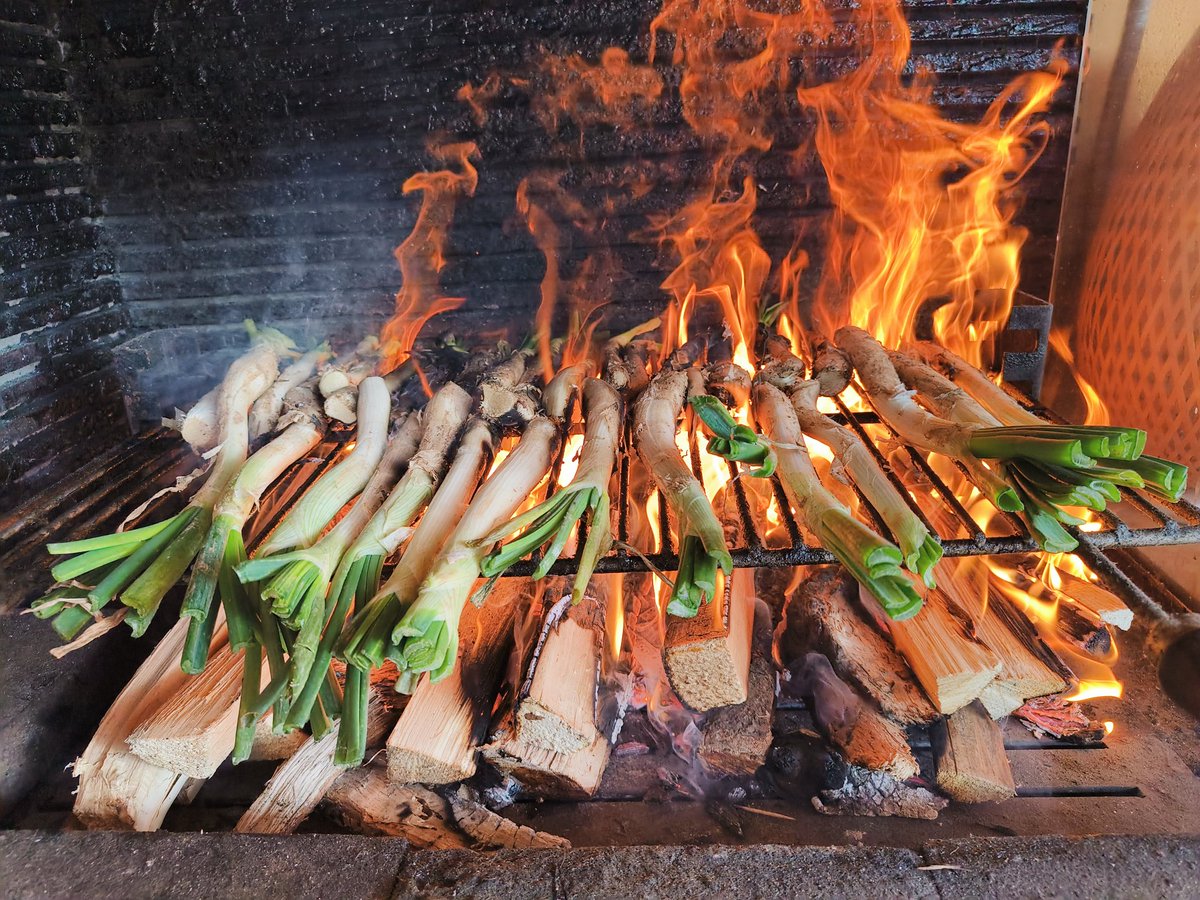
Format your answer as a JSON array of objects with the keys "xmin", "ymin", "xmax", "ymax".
[
  {"xmin": 324, "ymin": 764, "xmax": 468, "ymax": 848},
  {"xmin": 933, "ymin": 700, "xmax": 1016, "ymax": 803},
  {"xmin": 781, "ymin": 567, "xmax": 937, "ymax": 725},
  {"xmin": 1053, "ymin": 569, "xmax": 1133, "ymax": 631},
  {"xmin": 446, "ymin": 785, "xmax": 571, "ymax": 849},
  {"xmin": 72, "ymin": 616, "xmax": 225, "ymax": 831},
  {"xmin": 663, "ymin": 567, "xmax": 755, "ymax": 711},
  {"xmin": 386, "ymin": 578, "xmax": 529, "ymax": 784},
  {"xmin": 235, "ymin": 696, "xmax": 395, "ymax": 834},
  {"xmin": 698, "ymin": 600, "xmax": 775, "ymax": 777}
]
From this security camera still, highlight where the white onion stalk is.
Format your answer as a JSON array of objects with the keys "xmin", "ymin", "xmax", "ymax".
[
  {"xmin": 477, "ymin": 377, "xmax": 620, "ymax": 603},
  {"xmin": 246, "ymin": 376, "xmax": 392, "ymax": 566},
  {"xmin": 278, "ymin": 383, "xmax": 473, "ymax": 723},
  {"xmin": 760, "ymin": 360, "xmax": 941, "ymax": 586},
  {"xmin": 168, "ymin": 384, "xmax": 220, "ymax": 453},
  {"xmin": 45, "ymin": 327, "xmax": 291, "ymax": 645},
  {"xmin": 753, "ymin": 381, "xmax": 923, "ymax": 620},
  {"xmin": 179, "ymin": 382, "xmax": 325, "ymax": 674},
  {"xmin": 249, "ymin": 343, "xmax": 330, "ymax": 440},
  {"xmin": 394, "ymin": 415, "xmax": 560, "ymax": 684},
  {"xmin": 633, "ymin": 368, "xmax": 732, "ymax": 618}
]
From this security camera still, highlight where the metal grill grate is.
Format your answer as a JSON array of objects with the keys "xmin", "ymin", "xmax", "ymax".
[{"xmin": 507, "ymin": 383, "xmax": 1200, "ymax": 585}]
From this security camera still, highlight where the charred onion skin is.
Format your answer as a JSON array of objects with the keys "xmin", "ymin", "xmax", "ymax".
[{"xmin": 633, "ymin": 368, "xmax": 732, "ymax": 618}]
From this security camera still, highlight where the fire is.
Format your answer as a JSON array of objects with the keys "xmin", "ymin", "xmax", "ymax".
[
  {"xmin": 798, "ymin": 0, "xmax": 1065, "ymax": 366},
  {"xmin": 1064, "ymin": 680, "xmax": 1123, "ymax": 703},
  {"xmin": 1050, "ymin": 328, "xmax": 1111, "ymax": 425},
  {"xmin": 378, "ymin": 141, "xmax": 479, "ymax": 372},
  {"xmin": 557, "ymin": 432, "xmax": 586, "ymax": 487}
]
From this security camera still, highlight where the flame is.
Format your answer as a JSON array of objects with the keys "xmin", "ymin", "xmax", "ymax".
[
  {"xmin": 486, "ymin": 442, "xmax": 513, "ymax": 479},
  {"xmin": 1103, "ymin": 720, "xmax": 1115, "ymax": 735},
  {"xmin": 797, "ymin": 1, "xmax": 1065, "ymax": 366},
  {"xmin": 517, "ymin": 174, "xmax": 612, "ymax": 379},
  {"xmin": 607, "ymin": 574, "xmax": 626, "ymax": 660},
  {"xmin": 1050, "ymin": 327, "xmax": 1111, "ymax": 425},
  {"xmin": 379, "ymin": 141, "xmax": 479, "ymax": 371},
  {"xmin": 533, "ymin": 48, "xmax": 664, "ymax": 134},
  {"xmin": 557, "ymin": 432, "xmax": 586, "ymax": 487},
  {"xmin": 1064, "ymin": 680, "xmax": 1123, "ymax": 703}
]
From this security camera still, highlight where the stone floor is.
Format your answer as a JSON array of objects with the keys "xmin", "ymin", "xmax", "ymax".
[{"xmin": 2, "ymin": 831, "xmax": 1198, "ymax": 899}]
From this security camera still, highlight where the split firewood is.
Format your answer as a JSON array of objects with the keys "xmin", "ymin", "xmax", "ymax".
[
  {"xmin": 781, "ymin": 567, "xmax": 937, "ymax": 726},
  {"xmin": 324, "ymin": 763, "xmax": 468, "ymax": 848},
  {"xmin": 447, "ymin": 785, "xmax": 571, "ymax": 850},
  {"xmin": 933, "ymin": 700, "xmax": 1016, "ymax": 803},
  {"xmin": 1055, "ymin": 602, "xmax": 1114, "ymax": 658},
  {"xmin": 73, "ymin": 616, "xmax": 226, "ymax": 831},
  {"xmin": 813, "ymin": 765, "xmax": 948, "ymax": 820},
  {"xmin": 482, "ymin": 721, "xmax": 611, "ymax": 799},
  {"xmin": 698, "ymin": 600, "xmax": 775, "ymax": 777},
  {"xmin": 386, "ymin": 578, "xmax": 530, "ymax": 784},
  {"xmin": 514, "ymin": 575, "xmax": 625, "ymax": 755},
  {"xmin": 936, "ymin": 558, "xmax": 1071, "ymax": 718},
  {"xmin": 235, "ymin": 696, "xmax": 396, "ymax": 835},
  {"xmin": 664, "ymin": 567, "xmax": 756, "ymax": 711},
  {"xmin": 127, "ymin": 639, "xmax": 268, "ymax": 779},
  {"xmin": 880, "ymin": 587, "xmax": 1002, "ymax": 714},
  {"xmin": 1052, "ymin": 569, "xmax": 1133, "ymax": 631}
]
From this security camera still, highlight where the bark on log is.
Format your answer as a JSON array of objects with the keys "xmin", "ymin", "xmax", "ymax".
[
  {"xmin": 446, "ymin": 786, "xmax": 571, "ymax": 850},
  {"xmin": 698, "ymin": 600, "xmax": 776, "ymax": 777},
  {"xmin": 324, "ymin": 764, "xmax": 468, "ymax": 848},
  {"xmin": 1054, "ymin": 570, "xmax": 1133, "ymax": 631},
  {"xmin": 782, "ymin": 568, "xmax": 937, "ymax": 726},
  {"xmin": 933, "ymin": 700, "xmax": 1016, "ymax": 803}
]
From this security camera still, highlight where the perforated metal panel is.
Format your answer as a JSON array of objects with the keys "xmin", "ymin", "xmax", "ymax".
[{"xmin": 1075, "ymin": 30, "xmax": 1200, "ymax": 486}]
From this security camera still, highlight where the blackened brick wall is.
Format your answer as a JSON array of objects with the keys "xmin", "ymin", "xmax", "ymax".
[{"xmin": 1, "ymin": 0, "xmax": 129, "ymax": 503}]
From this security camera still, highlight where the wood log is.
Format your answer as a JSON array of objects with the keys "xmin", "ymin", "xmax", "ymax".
[
  {"xmin": 837, "ymin": 702, "xmax": 919, "ymax": 782},
  {"xmin": 127, "ymin": 641, "xmax": 268, "ymax": 778},
  {"xmin": 1055, "ymin": 602, "xmax": 1114, "ymax": 658},
  {"xmin": 324, "ymin": 763, "xmax": 468, "ymax": 848},
  {"xmin": 246, "ymin": 714, "xmax": 309, "ymax": 762},
  {"xmin": 782, "ymin": 568, "xmax": 937, "ymax": 725},
  {"xmin": 936, "ymin": 557, "xmax": 1072, "ymax": 719},
  {"xmin": 933, "ymin": 700, "xmax": 1016, "ymax": 803},
  {"xmin": 446, "ymin": 785, "xmax": 571, "ymax": 849},
  {"xmin": 698, "ymin": 600, "xmax": 776, "ymax": 777},
  {"xmin": 663, "ymin": 567, "xmax": 755, "ymax": 711},
  {"xmin": 884, "ymin": 588, "xmax": 1002, "ymax": 715},
  {"xmin": 73, "ymin": 617, "xmax": 225, "ymax": 831},
  {"xmin": 482, "ymin": 726, "xmax": 611, "ymax": 800},
  {"xmin": 814, "ymin": 766, "xmax": 948, "ymax": 820},
  {"xmin": 514, "ymin": 576, "xmax": 622, "ymax": 755},
  {"xmin": 387, "ymin": 579, "xmax": 529, "ymax": 784},
  {"xmin": 1053, "ymin": 569, "xmax": 1133, "ymax": 631},
  {"xmin": 235, "ymin": 696, "xmax": 395, "ymax": 834}
]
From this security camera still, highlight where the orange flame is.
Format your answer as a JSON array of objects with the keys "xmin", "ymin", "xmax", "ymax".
[
  {"xmin": 379, "ymin": 141, "xmax": 480, "ymax": 371},
  {"xmin": 1050, "ymin": 327, "xmax": 1111, "ymax": 425},
  {"xmin": 797, "ymin": 1, "xmax": 1065, "ymax": 366}
]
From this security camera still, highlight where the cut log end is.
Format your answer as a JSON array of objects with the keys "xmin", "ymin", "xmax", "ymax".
[
  {"xmin": 664, "ymin": 570, "xmax": 754, "ymax": 712},
  {"xmin": 934, "ymin": 700, "xmax": 1016, "ymax": 803}
]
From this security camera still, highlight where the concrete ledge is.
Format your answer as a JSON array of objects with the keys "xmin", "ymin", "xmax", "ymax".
[{"xmin": 1, "ymin": 831, "xmax": 1198, "ymax": 899}]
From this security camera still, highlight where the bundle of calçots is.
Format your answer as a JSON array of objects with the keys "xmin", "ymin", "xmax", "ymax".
[{"xmin": 32, "ymin": 320, "xmax": 1190, "ymax": 776}]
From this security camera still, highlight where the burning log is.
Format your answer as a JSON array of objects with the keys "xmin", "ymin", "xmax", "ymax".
[
  {"xmin": 1015, "ymin": 695, "xmax": 1107, "ymax": 743},
  {"xmin": 780, "ymin": 568, "xmax": 937, "ymax": 726},
  {"xmin": 325, "ymin": 764, "xmax": 467, "ymax": 848},
  {"xmin": 235, "ymin": 694, "xmax": 396, "ymax": 834},
  {"xmin": 482, "ymin": 721, "xmax": 611, "ymax": 800},
  {"xmin": 1055, "ymin": 602, "xmax": 1114, "ymax": 658},
  {"xmin": 512, "ymin": 576, "xmax": 625, "ymax": 755},
  {"xmin": 698, "ymin": 599, "xmax": 775, "ymax": 777},
  {"xmin": 386, "ymin": 577, "xmax": 529, "ymax": 784},
  {"xmin": 933, "ymin": 700, "xmax": 1016, "ymax": 803},
  {"xmin": 1052, "ymin": 569, "xmax": 1133, "ymax": 631},
  {"xmin": 787, "ymin": 651, "xmax": 918, "ymax": 782},
  {"xmin": 885, "ymin": 589, "xmax": 1003, "ymax": 714}
]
